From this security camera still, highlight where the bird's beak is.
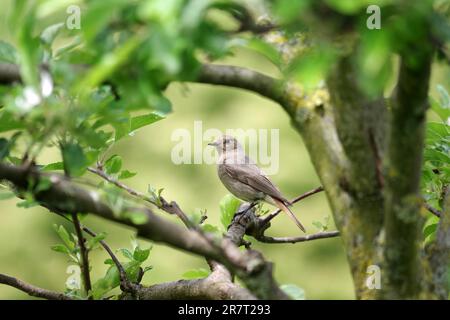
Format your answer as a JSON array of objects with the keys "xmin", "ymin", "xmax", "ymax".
[{"xmin": 208, "ymin": 142, "xmax": 217, "ymax": 147}]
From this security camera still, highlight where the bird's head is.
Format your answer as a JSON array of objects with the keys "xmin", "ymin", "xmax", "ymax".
[{"xmin": 208, "ymin": 135, "xmax": 242, "ymax": 154}]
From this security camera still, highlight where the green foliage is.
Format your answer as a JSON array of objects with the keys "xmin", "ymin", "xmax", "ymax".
[
  {"xmin": 61, "ymin": 142, "xmax": 88, "ymax": 177},
  {"xmin": 0, "ymin": 40, "xmax": 18, "ymax": 64},
  {"xmin": 91, "ymin": 242, "xmax": 152, "ymax": 299},
  {"xmin": 147, "ymin": 185, "xmax": 164, "ymax": 207},
  {"xmin": 422, "ymin": 86, "xmax": 450, "ymax": 212},
  {"xmin": 312, "ymin": 215, "xmax": 331, "ymax": 232},
  {"xmin": 86, "ymin": 232, "xmax": 107, "ymax": 251},
  {"xmin": 219, "ymin": 194, "xmax": 241, "ymax": 230},
  {"xmin": 422, "ymin": 86, "xmax": 450, "ymax": 244},
  {"xmin": 104, "ymin": 155, "xmax": 122, "ymax": 175}
]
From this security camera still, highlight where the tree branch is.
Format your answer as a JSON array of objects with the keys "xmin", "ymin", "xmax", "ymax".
[
  {"xmin": 82, "ymin": 226, "xmax": 140, "ymax": 295},
  {"xmin": 124, "ymin": 264, "xmax": 256, "ymax": 300},
  {"xmin": 71, "ymin": 213, "xmax": 92, "ymax": 297},
  {"xmin": 0, "ymin": 273, "xmax": 72, "ymax": 300},
  {"xmin": 197, "ymin": 64, "xmax": 292, "ymax": 110},
  {"xmin": 256, "ymin": 231, "xmax": 340, "ymax": 244},
  {"xmin": 261, "ymin": 186, "xmax": 324, "ymax": 225},
  {"xmin": 424, "ymin": 202, "xmax": 442, "ymax": 218},
  {"xmin": 0, "ymin": 162, "xmax": 286, "ymax": 299},
  {"xmin": 383, "ymin": 18, "xmax": 434, "ymax": 298}
]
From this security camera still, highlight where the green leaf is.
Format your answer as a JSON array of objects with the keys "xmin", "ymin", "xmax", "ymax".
[
  {"xmin": 188, "ymin": 210, "xmax": 203, "ymax": 225},
  {"xmin": 15, "ymin": 4, "xmax": 40, "ymax": 87},
  {"xmin": 147, "ymin": 185, "xmax": 163, "ymax": 206},
  {"xmin": 76, "ymin": 35, "xmax": 141, "ymax": 91},
  {"xmin": 0, "ymin": 138, "xmax": 9, "ymax": 160},
  {"xmin": 41, "ymin": 162, "xmax": 64, "ymax": 171},
  {"xmin": 51, "ymin": 244, "xmax": 71, "ymax": 254},
  {"xmin": 53, "ymin": 224, "xmax": 75, "ymax": 251},
  {"xmin": 312, "ymin": 221, "xmax": 323, "ymax": 231},
  {"xmin": 61, "ymin": 143, "xmax": 88, "ymax": 177},
  {"xmin": 219, "ymin": 194, "xmax": 241, "ymax": 230},
  {"xmin": 143, "ymin": 266, "xmax": 153, "ymax": 274},
  {"xmin": 423, "ymin": 223, "xmax": 438, "ymax": 239},
  {"xmin": 92, "ymin": 260, "xmax": 141, "ymax": 299},
  {"xmin": 182, "ymin": 268, "xmax": 210, "ymax": 280},
  {"xmin": 130, "ymin": 113, "xmax": 164, "ymax": 132},
  {"xmin": 291, "ymin": 49, "xmax": 335, "ymax": 89},
  {"xmin": 0, "ymin": 111, "xmax": 25, "ymax": 133},
  {"xmin": 118, "ymin": 170, "xmax": 137, "ymax": 180},
  {"xmin": 0, "ymin": 40, "xmax": 18, "ymax": 63},
  {"xmin": 325, "ymin": 0, "xmax": 379, "ymax": 14},
  {"xmin": 239, "ymin": 38, "xmax": 281, "ymax": 66},
  {"xmin": 202, "ymin": 223, "xmax": 220, "ymax": 234},
  {"xmin": 87, "ymin": 232, "xmax": 107, "ymax": 250},
  {"xmin": 430, "ymin": 97, "xmax": 450, "ymax": 123},
  {"xmin": 280, "ymin": 284, "xmax": 305, "ymax": 300},
  {"xmin": 118, "ymin": 248, "xmax": 134, "ymax": 261},
  {"xmin": 133, "ymin": 246, "xmax": 151, "ymax": 263},
  {"xmin": 81, "ymin": 0, "xmax": 129, "ymax": 42},
  {"xmin": 104, "ymin": 155, "xmax": 122, "ymax": 175},
  {"xmin": 40, "ymin": 22, "xmax": 64, "ymax": 48}
]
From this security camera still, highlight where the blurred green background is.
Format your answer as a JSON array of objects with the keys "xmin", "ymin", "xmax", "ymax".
[{"xmin": 0, "ymin": 0, "xmax": 448, "ymax": 300}]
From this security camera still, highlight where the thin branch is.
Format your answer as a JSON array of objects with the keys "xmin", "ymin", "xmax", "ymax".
[
  {"xmin": 197, "ymin": 64, "xmax": 291, "ymax": 110},
  {"xmin": 82, "ymin": 226, "xmax": 138, "ymax": 294},
  {"xmin": 424, "ymin": 202, "xmax": 442, "ymax": 218},
  {"xmin": 0, "ymin": 273, "xmax": 72, "ymax": 300},
  {"xmin": 261, "ymin": 186, "xmax": 324, "ymax": 225},
  {"xmin": 0, "ymin": 62, "xmax": 300, "ymax": 116},
  {"xmin": 71, "ymin": 213, "xmax": 92, "ymax": 298},
  {"xmin": 87, "ymin": 166, "xmax": 194, "ymax": 229},
  {"xmin": 256, "ymin": 231, "xmax": 340, "ymax": 244},
  {"xmin": 87, "ymin": 167, "xmax": 148, "ymax": 201}
]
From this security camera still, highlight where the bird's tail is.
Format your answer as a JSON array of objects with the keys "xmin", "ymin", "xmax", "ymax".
[{"xmin": 273, "ymin": 198, "xmax": 306, "ymax": 233}]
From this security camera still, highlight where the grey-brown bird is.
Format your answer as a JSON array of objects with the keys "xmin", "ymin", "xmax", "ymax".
[{"xmin": 208, "ymin": 135, "xmax": 306, "ymax": 232}]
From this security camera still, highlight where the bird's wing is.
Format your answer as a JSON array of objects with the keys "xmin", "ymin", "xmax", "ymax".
[{"xmin": 222, "ymin": 163, "xmax": 288, "ymax": 203}]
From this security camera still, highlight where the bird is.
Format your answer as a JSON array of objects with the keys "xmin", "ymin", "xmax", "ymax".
[{"xmin": 208, "ymin": 135, "xmax": 306, "ymax": 232}]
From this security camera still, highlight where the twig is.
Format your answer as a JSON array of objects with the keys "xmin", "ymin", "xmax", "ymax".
[
  {"xmin": 82, "ymin": 226, "xmax": 138, "ymax": 294},
  {"xmin": 424, "ymin": 202, "xmax": 442, "ymax": 218},
  {"xmin": 0, "ymin": 273, "xmax": 72, "ymax": 300},
  {"xmin": 256, "ymin": 231, "xmax": 340, "ymax": 244},
  {"xmin": 71, "ymin": 213, "xmax": 92, "ymax": 298},
  {"xmin": 261, "ymin": 186, "xmax": 324, "ymax": 225},
  {"xmin": 87, "ymin": 166, "xmax": 194, "ymax": 229},
  {"xmin": 87, "ymin": 167, "xmax": 150, "ymax": 202}
]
